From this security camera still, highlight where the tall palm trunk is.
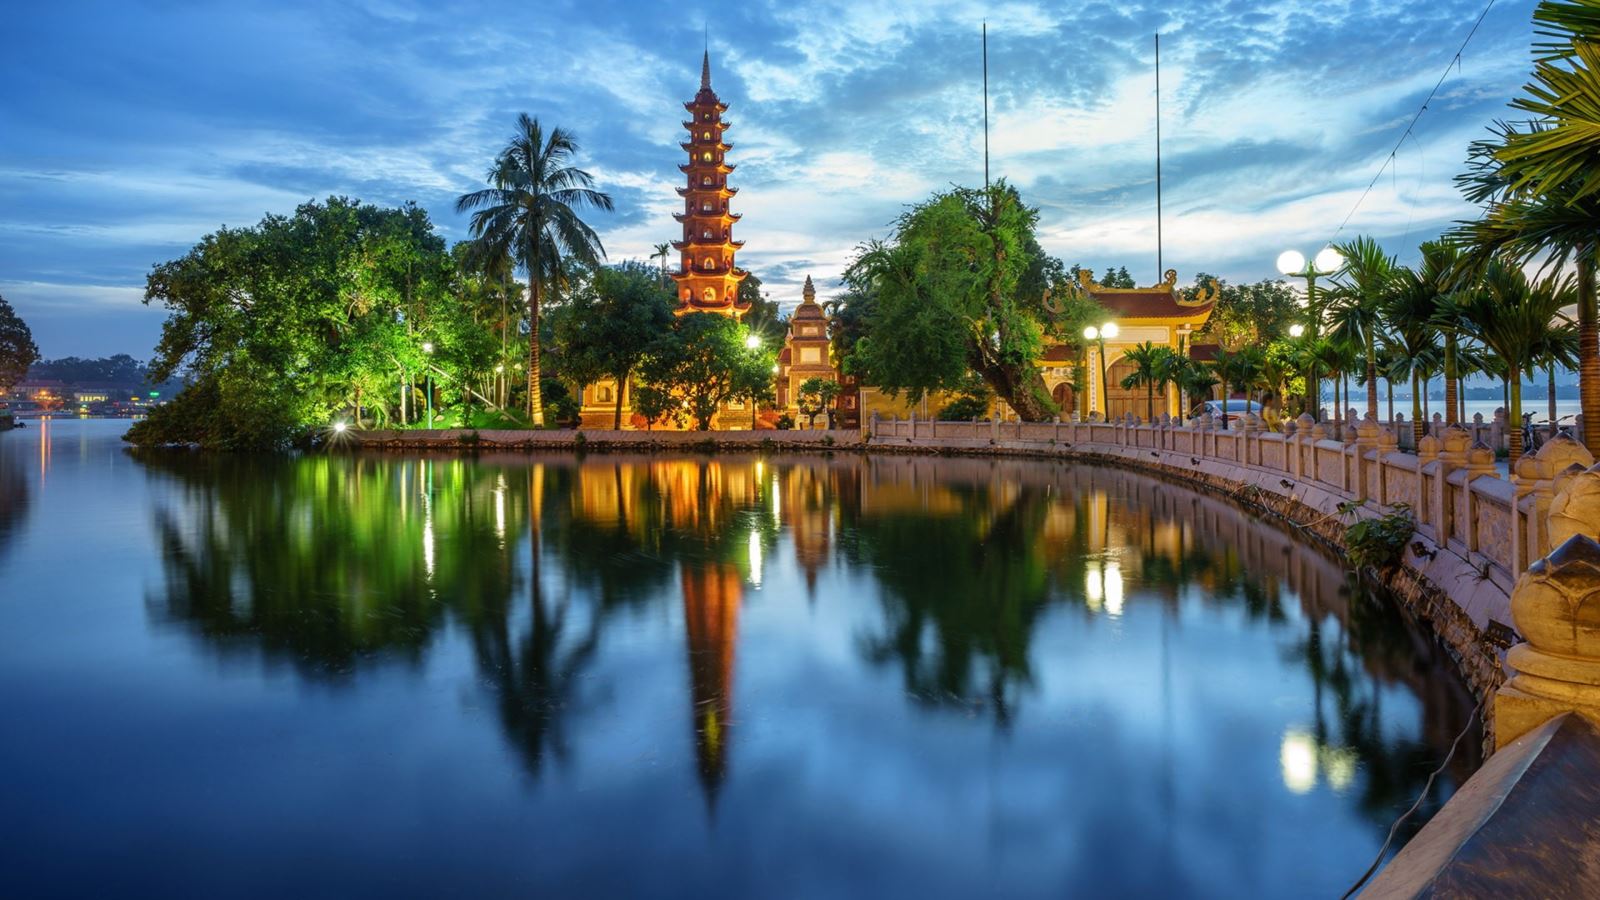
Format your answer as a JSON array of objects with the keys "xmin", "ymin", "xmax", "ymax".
[
  {"xmin": 1411, "ymin": 371, "xmax": 1425, "ymax": 448},
  {"xmin": 613, "ymin": 374, "xmax": 626, "ymax": 430},
  {"xmin": 1365, "ymin": 335, "xmax": 1379, "ymax": 419},
  {"xmin": 1579, "ymin": 250, "xmax": 1599, "ymax": 453},
  {"xmin": 1550, "ymin": 364, "xmax": 1559, "ymax": 434},
  {"xmin": 1444, "ymin": 336, "xmax": 1459, "ymax": 425},
  {"xmin": 1509, "ymin": 365, "xmax": 1525, "ymax": 463},
  {"xmin": 527, "ymin": 270, "xmax": 544, "ymax": 427}
]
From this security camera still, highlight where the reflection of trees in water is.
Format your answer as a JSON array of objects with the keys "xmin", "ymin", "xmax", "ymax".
[
  {"xmin": 137, "ymin": 450, "xmax": 1481, "ymax": 824},
  {"xmin": 842, "ymin": 482, "xmax": 1059, "ymax": 726},
  {"xmin": 0, "ymin": 437, "xmax": 28, "ymax": 562},
  {"xmin": 844, "ymin": 459, "xmax": 1481, "ymax": 831}
]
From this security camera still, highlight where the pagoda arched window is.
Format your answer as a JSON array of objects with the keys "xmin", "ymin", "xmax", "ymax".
[
  {"xmin": 701, "ymin": 175, "xmax": 711, "ymax": 186},
  {"xmin": 702, "ymin": 257, "xmax": 715, "ymax": 271},
  {"xmin": 701, "ymin": 202, "xmax": 712, "ymax": 212},
  {"xmin": 702, "ymin": 229, "xmax": 713, "ymax": 239},
  {"xmin": 703, "ymin": 287, "xmax": 716, "ymax": 305},
  {"xmin": 702, "ymin": 152, "xmax": 712, "ymax": 162},
  {"xmin": 702, "ymin": 131, "xmax": 711, "ymax": 141}
]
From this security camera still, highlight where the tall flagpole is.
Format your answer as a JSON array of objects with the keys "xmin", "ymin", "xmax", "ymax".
[
  {"xmin": 1155, "ymin": 33, "xmax": 1163, "ymax": 282},
  {"xmin": 983, "ymin": 22, "xmax": 990, "ymax": 189}
]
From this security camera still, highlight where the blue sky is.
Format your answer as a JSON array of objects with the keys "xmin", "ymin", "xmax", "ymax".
[{"xmin": 1, "ymin": 0, "xmax": 1539, "ymax": 359}]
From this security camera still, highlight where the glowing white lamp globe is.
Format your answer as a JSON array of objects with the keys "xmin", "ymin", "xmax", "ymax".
[
  {"xmin": 1101, "ymin": 322, "xmax": 1120, "ymax": 340},
  {"xmin": 1314, "ymin": 247, "xmax": 1344, "ymax": 273},
  {"xmin": 1083, "ymin": 326, "xmax": 1099, "ymax": 340},
  {"xmin": 333, "ymin": 421, "xmax": 348, "ymax": 433},
  {"xmin": 744, "ymin": 334, "xmax": 761, "ymax": 350},
  {"xmin": 1276, "ymin": 250, "xmax": 1306, "ymax": 276},
  {"xmin": 1289, "ymin": 324, "xmax": 1306, "ymax": 338}
]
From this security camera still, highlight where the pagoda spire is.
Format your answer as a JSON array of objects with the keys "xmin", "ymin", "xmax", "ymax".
[{"xmin": 672, "ymin": 50, "xmax": 748, "ymax": 318}]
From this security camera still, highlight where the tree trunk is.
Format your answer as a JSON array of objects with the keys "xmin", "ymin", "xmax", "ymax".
[
  {"xmin": 1581, "ymin": 250, "xmax": 1600, "ymax": 454},
  {"xmin": 1147, "ymin": 382, "xmax": 1154, "ymax": 423},
  {"xmin": 1510, "ymin": 368, "xmax": 1524, "ymax": 463},
  {"xmin": 1550, "ymin": 364, "xmax": 1559, "ymax": 437},
  {"xmin": 1365, "ymin": 335, "xmax": 1379, "ymax": 420},
  {"xmin": 1386, "ymin": 377, "xmax": 1393, "ymax": 424},
  {"xmin": 613, "ymin": 374, "xmax": 625, "ymax": 431},
  {"xmin": 1411, "ymin": 371, "xmax": 1425, "ymax": 448},
  {"xmin": 1444, "ymin": 336, "xmax": 1459, "ymax": 425},
  {"xmin": 528, "ymin": 273, "xmax": 545, "ymax": 427},
  {"xmin": 975, "ymin": 360, "xmax": 1055, "ymax": 422}
]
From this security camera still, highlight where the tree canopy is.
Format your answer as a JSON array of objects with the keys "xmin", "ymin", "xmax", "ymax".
[{"xmin": 0, "ymin": 294, "xmax": 40, "ymax": 393}]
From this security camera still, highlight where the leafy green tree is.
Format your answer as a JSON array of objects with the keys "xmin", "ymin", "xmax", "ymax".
[
  {"xmin": 550, "ymin": 261, "xmax": 675, "ymax": 429},
  {"xmin": 843, "ymin": 181, "xmax": 1060, "ymax": 420},
  {"xmin": 1117, "ymin": 341, "xmax": 1166, "ymax": 422},
  {"xmin": 1188, "ymin": 275, "xmax": 1301, "ymax": 350},
  {"xmin": 456, "ymin": 114, "xmax": 613, "ymax": 427},
  {"xmin": 0, "ymin": 293, "xmax": 40, "ymax": 393},
  {"xmin": 731, "ymin": 337, "xmax": 778, "ymax": 429},
  {"xmin": 1210, "ymin": 346, "xmax": 1266, "ymax": 429},
  {"xmin": 1459, "ymin": 261, "xmax": 1575, "ymax": 461},
  {"xmin": 737, "ymin": 272, "xmax": 787, "ymax": 344},
  {"xmin": 638, "ymin": 313, "xmax": 750, "ymax": 431},
  {"xmin": 937, "ymin": 372, "xmax": 995, "ymax": 420},
  {"xmin": 130, "ymin": 198, "xmax": 454, "ymax": 449},
  {"xmin": 1327, "ymin": 237, "xmax": 1398, "ymax": 420},
  {"xmin": 630, "ymin": 383, "xmax": 683, "ymax": 431},
  {"xmin": 797, "ymin": 377, "xmax": 842, "ymax": 429},
  {"xmin": 1452, "ymin": 3, "xmax": 1600, "ymax": 451}
]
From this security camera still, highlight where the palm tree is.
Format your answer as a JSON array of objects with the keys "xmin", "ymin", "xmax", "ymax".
[
  {"xmin": 1386, "ymin": 262, "xmax": 1448, "ymax": 446},
  {"xmin": 1453, "ymin": 2, "xmax": 1600, "ymax": 451},
  {"xmin": 1327, "ymin": 237, "xmax": 1398, "ymax": 421},
  {"xmin": 1210, "ymin": 346, "xmax": 1265, "ymax": 430},
  {"xmin": 456, "ymin": 114, "xmax": 613, "ymax": 426},
  {"xmin": 1457, "ymin": 260, "xmax": 1576, "ymax": 461},
  {"xmin": 1117, "ymin": 341, "xmax": 1165, "ymax": 422},
  {"xmin": 651, "ymin": 242, "xmax": 672, "ymax": 289}
]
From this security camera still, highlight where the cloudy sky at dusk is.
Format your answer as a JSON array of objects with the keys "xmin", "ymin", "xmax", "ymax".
[{"xmin": 2, "ymin": 0, "xmax": 1538, "ymax": 358}]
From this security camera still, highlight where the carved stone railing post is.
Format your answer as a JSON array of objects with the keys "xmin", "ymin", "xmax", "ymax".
[
  {"xmin": 1375, "ymin": 421, "xmax": 1399, "ymax": 505},
  {"xmin": 1293, "ymin": 413, "xmax": 1314, "ymax": 479},
  {"xmin": 1493, "ymin": 408, "xmax": 1509, "ymax": 455},
  {"xmin": 1513, "ymin": 437, "xmax": 1596, "ymax": 572},
  {"xmin": 1433, "ymin": 427, "xmax": 1472, "ymax": 547},
  {"xmin": 1462, "ymin": 441, "xmax": 1498, "ymax": 555},
  {"xmin": 990, "ymin": 413, "xmax": 1000, "ymax": 442},
  {"xmin": 1353, "ymin": 414, "xmax": 1380, "ymax": 503},
  {"xmin": 1417, "ymin": 433, "xmax": 1441, "ymax": 538},
  {"xmin": 870, "ymin": 411, "xmax": 880, "ymax": 442},
  {"xmin": 1497, "ymin": 461, "xmax": 1600, "ymax": 749}
]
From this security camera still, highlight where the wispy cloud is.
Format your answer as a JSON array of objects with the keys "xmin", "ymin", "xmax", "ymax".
[{"xmin": 0, "ymin": 0, "xmax": 1540, "ymax": 357}]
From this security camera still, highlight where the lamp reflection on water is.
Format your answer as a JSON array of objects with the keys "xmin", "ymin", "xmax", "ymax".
[
  {"xmin": 748, "ymin": 529, "xmax": 763, "ymax": 587},
  {"xmin": 1085, "ymin": 559, "xmax": 1124, "ymax": 617},
  {"xmin": 1280, "ymin": 729, "xmax": 1360, "ymax": 794}
]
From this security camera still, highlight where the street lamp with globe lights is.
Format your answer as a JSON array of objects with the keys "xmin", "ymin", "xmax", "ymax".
[
  {"xmin": 1276, "ymin": 248, "xmax": 1342, "ymax": 420},
  {"xmin": 1082, "ymin": 321, "xmax": 1120, "ymax": 419}
]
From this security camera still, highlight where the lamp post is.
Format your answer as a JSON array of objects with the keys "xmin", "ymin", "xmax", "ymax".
[
  {"xmin": 1276, "ymin": 248, "xmax": 1342, "ymax": 421},
  {"xmin": 422, "ymin": 342, "xmax": 435, "ymax": 430},
  {"xmin": 1082, "ymin": 321, "xmax": 1120, "ymax": 420}
]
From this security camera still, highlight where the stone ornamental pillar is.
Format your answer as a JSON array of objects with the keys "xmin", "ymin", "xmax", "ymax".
[
  {"xmin": 990, "ymin": 413, "xmax": 1000, "ymax": 443},
  {"xmin": 870, "ymin": 411, "xmax": 880, "ymax": 442},
  {"xmin": 1375, "ymin": 421, "xmax": 1399, "ymax": 505},
  {"xmin": 1292, "ymin": 413, "xmax": 1314, "ymax": 478},
  {"xmin": 1462, "ymin": 441, "xmax": 1498, "ymax": 555},
  {"xmin": 1493, "ymin": 409, "xmax": 1508, "ymax": 455},
  {"xmin": 1433, "ymin": 426, "xmax": 1472, "ymax": 547},
  {"xmin": 1497, "ymin": 461, "xmax": 1600, "ymax": 748},
  {"xmin": 1512, "ymin": 436, "xmax": 1596, "ymax": 572},
  {"xmin": 1416, "ymin": 433, "xmax": 1442, "ymax": 538},
  {"xmin": 1433, "ymin": 411, "xmax": 1445, "ymax": 439},
  {"xmin": 1353, "ymin": 415, "xmax": 1381, "ymax": 503}
]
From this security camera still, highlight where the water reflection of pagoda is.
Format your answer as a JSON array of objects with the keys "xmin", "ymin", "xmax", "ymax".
[{"xmin": 682, "ymin": 563, "xmax": 741, "ymax": 804}]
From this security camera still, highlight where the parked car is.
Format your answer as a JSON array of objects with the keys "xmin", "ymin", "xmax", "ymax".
[{"xmin": 1188, "ymin": 399, "xmax": 1263, "ymax": 424}]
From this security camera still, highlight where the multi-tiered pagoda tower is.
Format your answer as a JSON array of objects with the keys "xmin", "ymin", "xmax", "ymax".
[{"xmin": 672, "ymin": 51, "xmax": 748, "ymax": 317}]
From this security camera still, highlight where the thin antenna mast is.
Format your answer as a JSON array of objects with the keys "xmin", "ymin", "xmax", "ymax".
[
  {"xmin": 1155, "ymin": 33, "xmax": 1163, "ymax": 282},
  {"xmin": 982, "ymin": 22, "xmax": 990, "ymax": 189}
]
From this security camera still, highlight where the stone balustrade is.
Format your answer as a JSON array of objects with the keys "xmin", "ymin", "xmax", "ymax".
[{"xmin": 871, "ymin": 410, "xmax": 1592, "ymax": 594}]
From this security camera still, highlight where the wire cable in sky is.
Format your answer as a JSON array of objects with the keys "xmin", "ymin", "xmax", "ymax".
[{"xmin": 1327, "ymin": 0, "xmax": 1499, "ymax": 246}]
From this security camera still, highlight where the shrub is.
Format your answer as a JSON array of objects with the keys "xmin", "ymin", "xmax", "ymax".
[
  {"xmin": 775, "ymin": 413, "xmax": 795, "ymax": 430},
  {"xmin": 1344, "ymin": 503, "xmax": 1415, "ymax": 572}
]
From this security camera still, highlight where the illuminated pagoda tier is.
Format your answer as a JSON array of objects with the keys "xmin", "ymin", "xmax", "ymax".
[{"xmin": 671, "ymin": 51, "xmax": 749, "ymax": 317}]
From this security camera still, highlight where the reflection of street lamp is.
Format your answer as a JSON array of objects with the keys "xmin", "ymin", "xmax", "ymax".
[
  {"xmin": 1082, "ymin": 321, "xmax": 1120, "ymax": 419},
  {"xmin": 1276, "ymin": 248, "xmax": 1342, "ymax": 421},
  {"xmin": 422, "ymin": 342, "xmax": 435, "ymax": 430}
]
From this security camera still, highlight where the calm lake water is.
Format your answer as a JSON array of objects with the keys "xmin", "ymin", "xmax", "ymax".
[{"xmin": 0, "ymin": 419, "xmax": 1480, "ymax": 898}]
